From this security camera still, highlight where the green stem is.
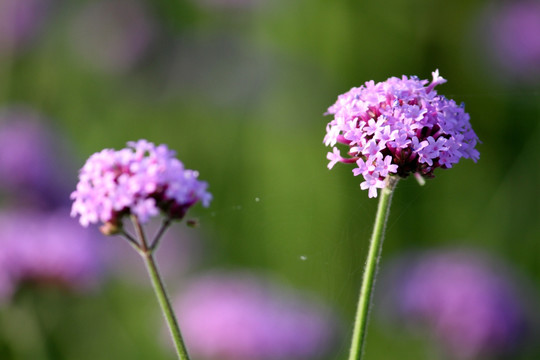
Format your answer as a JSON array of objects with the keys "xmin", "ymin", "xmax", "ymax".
[
  {"xmin": 348, "ymin": 177, "xmax": 398, "ymax": 360},
  {"xmin": 131, "ymin": 216, "xmax": 191, "ymax": 360},
  {"xmin": 150, "ymin": 218, "xmax": 171, "ymax": 252}
]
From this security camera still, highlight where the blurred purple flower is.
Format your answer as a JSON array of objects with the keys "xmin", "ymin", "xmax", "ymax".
[
  {"xmin": 0, "ymin": 0, "xmax": 53, "ymax": 55},
  {"xmin": 174, "ymin": 271, "xmax": 339, "ymax": 360},
  {"xmin": 0, "ymin": 106, "xmax": 72, "ymax": 208},
  {"xmin": 71, "ymin": 140, "xmax": 211, "ymax": 230},
  {"xmin": 324, "ymin": 70, "xmax": 480, "ymax": 197},
  {"xmin": 481, "ymin": 1, "xmax": 540, "ymax": 82},
  {"xmin": 385, "ymin": 249, "xmax": 530, "ymax": 359},
  {"xmin": 69, "ymin": 0, "xmax": 157, "ymax": 74},
  {"xmin": 0, "ymin": 209, "xmax": 105, "ymax": 298}
]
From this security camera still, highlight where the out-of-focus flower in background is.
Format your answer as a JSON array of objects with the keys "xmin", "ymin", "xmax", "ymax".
[
  {"xmin": 478, "ymin": 0, "xmax": 540, "ymax": 84},
  {"xmin": 0, "ymin": 209, "xmax": 105, "ymax": 299},
  {"xmin": 0, "ymin": 105, "xmax": 109, "ymax": 302},
  {"xmin": 0, "ymin": 106, "xmax": 73, "ymax": 209},
  {"xmin": 174, "ymin": 271, "xmax": 340, "ymax": 360},
  {"xmin": 381, "ymin": 248, "xmax": 533, "ymax": 360},
  {"xmin": 68, "ymin": 0, "xmax": 158, "ymax": 74},
  {"xmin": 0, "ymin": 0, "xmax": 54, "ymax": 55}
]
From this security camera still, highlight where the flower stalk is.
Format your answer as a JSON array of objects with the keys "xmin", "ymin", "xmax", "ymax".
[
  {"xmin": 70, "ymin": 140, "xmax": 212, "ymax": 360},
  {"xmin": 129, "ymin": 215, "xmax": 191, "ymax": 360},
  {"xmin": 348, "ymin": 177, "xmax": 398, "ymax": 360},
  {"xmin": 323, "ymin": 71, "xmax": 479, "ymax": 359}
]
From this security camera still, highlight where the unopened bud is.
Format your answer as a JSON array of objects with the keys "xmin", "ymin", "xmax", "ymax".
[{"xmin": 99, "ymin": 220, "xmax": 122, "ymax": 235}]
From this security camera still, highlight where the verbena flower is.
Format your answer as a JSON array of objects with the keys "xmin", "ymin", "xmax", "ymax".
[
  {"xmin": 324, "ymin": 70, "xmax": 479, "ymax": 197},
  {"xmin": 384, "ymin": 249, "xmax": 529, "ymax": 360},
  {"xmin": 0, "ymin": 209, "xmax": 104, "ymax": 297},
  {"xmin": 71, "ymin": 140, "xmax": 211, "ymax": 230},
  {"xmin": 174, "ymin": 271, "xmax": 339, "ymax": 360},
  {"xmin": 0, "ymin": 106, "xmax": 72, "ymax": 208},
  {"xmin": 481, "ymin": 1, "xmax": 540, "ymax": 82}
]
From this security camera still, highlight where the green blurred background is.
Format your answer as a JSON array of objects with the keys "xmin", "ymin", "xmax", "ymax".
[{"xmin": 1, "ymin": 0, "xmax": 539, "ymax": 359}]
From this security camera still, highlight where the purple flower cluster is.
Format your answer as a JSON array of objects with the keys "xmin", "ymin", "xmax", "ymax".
[
  {"xmin": 71, "ymin": 140, "xmax": 211, "ymax": 229},
  {"xmin": 324, "ymin": 70, "xmax": 479, "ymax": 197},
  {"xmin": 0, "ymin": 105, "xmax": 108, "ymax": 300},
  {"xmin": 387, "ymin": 249, "xmax": 529, "ymax": 359},
  {"xmin": 174, "ymin": 271, "xmax": 339, "ymax": 360},
  {"xmin": 0, "ymin": 210, "xmax": 104, "ymax": 300},
  {"xmin": 482, "ymin": 1, "xmax": 540, "ymax": 82},
  {"xmin": 0, "ymin": 107, "xmax": 71, "ymax": 208}
]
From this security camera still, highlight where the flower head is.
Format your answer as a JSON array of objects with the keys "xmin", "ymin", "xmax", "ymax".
[
  {"xmin": 70, "ymin": 140, "xmax": 211, "ymax": 230},
  {"xmin": 0, "ymin": 106, "xmax": 72, "ymax": 208},
  {"xmin": 324, "ymin": 70, "xmax": 479, "ymax": 197},
  {"xmin": 383, "ymin": 249, "xmax": 530, "ymax": 360},
  {"xmin": 481, "ymin": 1, "xmax": 540, "ymax": 83},
  {"xmin": 174, "ymin": 271, "xmax": 339, "ymax": 360},
  {"xmin": 0, "ymin": 209, "xmax": 105, "ymax": 298}
]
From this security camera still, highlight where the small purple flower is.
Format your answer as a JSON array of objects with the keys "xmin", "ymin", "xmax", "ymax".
[
  {"xmin": 0, "ymin": 209, "xmax": 104, "ymax": 296},
  {"xmin": 71, "ymin": 140, "xmax": 211, "ymax": 231},
  {"xmin": 0, "ymin": 106, "xmax": 71, "ymax": 208},
  {"xmin": 324, "ymin": 70, "xmax": 480, "ymax": 197},
  {"xmin": 385, "ymin": 249, "xmax": 530, "ymax": 360},
  {"xmin": 174, "ymin": 271, "xmax": 339, "ymax": 360},
  {"xmin": 326, "ymin": 147, "xmax": 342, "ymax": 169},
  {"xmin": 482, "ymin": 1, "xmax": 540, "ymax": 82}
]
